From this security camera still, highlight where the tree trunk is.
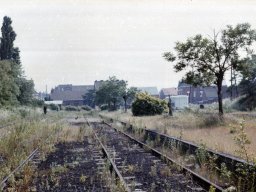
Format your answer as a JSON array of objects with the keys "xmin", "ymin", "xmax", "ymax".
[{"xmin": 217, "ymin": 76, "xmax": 224, "ymax": 117}]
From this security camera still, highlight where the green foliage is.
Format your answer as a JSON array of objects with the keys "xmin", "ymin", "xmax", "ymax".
[
  {"xmin": 132, "ymin": 92, "xmax": 167, "ymax": 116},
  {"xmin": 195, "ymin": 143, "xmax": 209, "ymax": 166},
  {"xmin": 64, "ymin": 105, "xmax": 80, "ymax": 111},
  {"xmin": 17, "ymin": 78, "xmax": 35, "ymax": 105},
  {"xmin": 81, "ymin": 105, "xmax": 92, "ymax": 111},
  {"xmin": 233, "ymin": 121, "xmax": 251, "ymax": 161},
  {"xmin": 164, "ymin": 23, "xmax": 256, "ymax": 115},
  {"xmin": 49, "ymin": 104, "xmax": 59, "ymax": 111},
  {"xmin": 0, "ymin": 60, "xmax": 19, "ymax": 106},
  {"xmin": 0, "ymin": 16, "xmax": 20, "ymax": 64},
  {"xmin": 237, "ymin": 55, "xmax": 256, "ymax": 110},
  {"xmin": 0, "ymin": 16, "xmax": 35, "ymax": 107},
  {"xmin": 95, "ymin": 76, "xmax": 127, "ymax": 110},
  {"xmin": 31, "ymin": 99, "xmax": 44, "ymax": 107},
  {"xmin": 126, "ymin": 87, "xmax": 139, "ymax": 104},
  {"xmin": 83, "ymin": 89, "xmax": 96, "ymax": 108}
]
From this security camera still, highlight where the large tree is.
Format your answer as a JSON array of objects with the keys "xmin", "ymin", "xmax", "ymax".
[
  {"xmin": 0, "ymin": 16, "xmax": 21, "ymax": 65},
  {"xmin": 83, "ymin": 89, "xmax": 96, "ymax": 108},
  {"xmin": 95, "ymin": 76, "xmax": 127, "ymax": 110},
  {"xmin": 17, "ymin": 78, "xmax": 35, "ymax": 105},
  {"xmin": 0, "ymin": 16, "xmax": 34, "ymax": 106},
  {"xmin": 237, "ymin": 55, "xmax": 256, "ymax": 110},
  {"xmin": 163, "ymin": 23, "xmax": 256, "ymax": 116},
  {"xmin": 0, "ymin": 60, "xmax": 19, "ymax": 106}
]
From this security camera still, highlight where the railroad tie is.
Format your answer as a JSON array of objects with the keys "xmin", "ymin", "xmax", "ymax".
[
  {"xmin": 123, "ymin": 176, "xmax": 136, "ymax": 180},
  {"xmin": 127, "ymin": 183, "xmax": 143, "ymax": 187},
  {"xmin": 187, "ymin": 186, "xmax": 204, "ymax": 191},
  {"xmin": 133, "ymin": 189, "xmax": 146, "ymax": 192}
]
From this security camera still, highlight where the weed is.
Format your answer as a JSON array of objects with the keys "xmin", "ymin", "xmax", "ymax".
[{"xmin": 80, "ymin": 174, "xmax": 88, "ymax": 183}]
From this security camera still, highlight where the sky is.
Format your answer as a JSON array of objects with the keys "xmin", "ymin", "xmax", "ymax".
[{"xmin": 0, "ymin": 0, "xmax": 256, "ymax": 92}]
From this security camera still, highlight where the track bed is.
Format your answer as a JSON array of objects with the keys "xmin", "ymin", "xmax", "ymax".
[
  {"xmin": 92, "ymin": 122, "xmax": 204, "ymax": 192},
  {"xmin": 35, "ymin": 137, "xmax": 111, "ymax": 192}
]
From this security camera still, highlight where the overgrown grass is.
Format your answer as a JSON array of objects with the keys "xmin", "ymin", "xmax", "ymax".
[
  {"xmin": 99, "ymin": 106, "xmax": 256, "ymax": 160},
  {"xmin": 0, "ymin": 108, "xmax": 80, "ymax": 190}
]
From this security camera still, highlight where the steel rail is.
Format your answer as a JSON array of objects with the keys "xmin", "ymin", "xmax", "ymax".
[
  {"xmin": 103, "ymin": 121, "xmax": 224, "ymax": 192},
  {"xmin": 100, "ymin": 115, "xmax": 254, "ymax": 170},
  {"xmin": 0, "ymin": 149, "xmax": 39, "ymax": 188},
  {"xmin": 86, "ymin": 120, "xmax": 131, "ymax": 192},
  {"xmin": 0, "ymin": 118, "xmax": 64, "ymax": 189}
]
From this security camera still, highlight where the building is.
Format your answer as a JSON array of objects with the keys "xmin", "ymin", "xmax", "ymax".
[
  {"xmin": 50, "ymin": 84, "xmax": 94, "ymax": 106},
  {"xmin": 159, "ymin": 88, "xmax": 178, "ymax": 99},
  {"xmin": 178, "ymin": 82, "xmax": 229, "ymax": 104},
  {"xmin": 137, "ymin": 87, "xmax": 159, "ymax": 98}
]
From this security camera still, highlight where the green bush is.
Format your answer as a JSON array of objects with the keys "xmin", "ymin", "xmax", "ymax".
[
  {"xmin": 49, "ymin": 104, "xmax": 59, "ymax": 111},
  {"xmin": 31, "ymin": 99, "xmax": 44, "ymax": 107},
  {"xmin": 81, "ymin": 105, "xmax": 92, "ymax": 111},
  {"xmin": 132, "ymin": 92, "xmax": 167, "ymax": 116},
  {"xmin": 100, "ymin": 104, "xmax": 108, "ymax": 111},
  {"xmin": 65, "ymin": 105, "xmax": 80, "ymax": 111}
]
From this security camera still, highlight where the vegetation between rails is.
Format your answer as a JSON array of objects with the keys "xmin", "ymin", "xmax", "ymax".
[{"xmin": 0, "ymin": 109, "xmax": 75, "ymax": 191}]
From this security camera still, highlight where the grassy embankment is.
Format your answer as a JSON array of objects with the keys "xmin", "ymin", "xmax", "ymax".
[{"xmin": 99, "ymin": 105, "xmax": 256, "ymax": 161}]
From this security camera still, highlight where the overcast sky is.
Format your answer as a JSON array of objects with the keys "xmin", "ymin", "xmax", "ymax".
[{"xmin": 1, "ymin": 0, "xmax": 256, "ymax": 92}]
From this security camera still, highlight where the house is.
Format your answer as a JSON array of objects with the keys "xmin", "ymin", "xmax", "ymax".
[
  {"xmin": 178, "ymin": 82, "xmax": 229, "ymax": 104},
  {"xmin": 50, "ymin": 84, "xmax": 94, "ymax": 106},
  {"xmin": 137, "ymin": 87, "xmax": 159, "ymax": 98},
  {"xmin": 159, "ymin": 88, "xmax": 178, "ymax": 99}
]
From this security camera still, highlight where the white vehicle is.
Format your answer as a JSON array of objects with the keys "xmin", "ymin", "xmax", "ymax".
[{"xmin": 165, "ymin": 95, "xmax": 188, "ymax": 109}]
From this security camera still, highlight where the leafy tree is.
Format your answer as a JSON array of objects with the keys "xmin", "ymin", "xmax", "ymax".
[
  {"xmin": 83, "ymin": 89, "xmax": 96, "ymax": 107},
  {"xmin": 17, "ymin": 78, "xmax": 35, "ymax": 105},
  {"xmin": 0, "ymin": 16, "xmax": 35, "ymax": 107},
  {"xmin": 0, "ymin": 60, "xmax": 19, "ymax": 106},
  {"xmin": 0, "ymin": 16, "xmax": 21, "ymax": 65},
  {"xmin": 237, "ymin": 55, "xmax": 256, "ymax": 110},
  {"xmin": 163, "ymin": 23, "xmax": 256, "ymax": 116},
  {"xmin": 95, "ymin": 76, "xmax": 127, "ymax": 110},
  {"xmin": 123, "ymin": 87, "xmax": 140, "ymax": 112}
]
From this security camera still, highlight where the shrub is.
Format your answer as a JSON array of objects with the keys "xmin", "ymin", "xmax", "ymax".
[
  {"xmin": 64, "ymin": 105, "xmax": 80, "ymax": 111},
  {"xmin": 31, "ymin": 99, "xmax": 44, "ymax": 107},
  {"xmin": 49, "ymin": 104, "xmax": 59, "ymax": 111},
  {"xmin": 81, "ymin": 105, "xmax": 92, "ymax": 111},
  {"xmin": 132, "ymin": 92, "xmax": 167, "ymax": 116}
]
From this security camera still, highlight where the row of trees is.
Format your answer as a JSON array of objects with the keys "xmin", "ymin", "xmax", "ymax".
[
  {"xmin": 0, "ymin": 16, "xmax": 34, "ymax": 106},
  {"xmin": 164, "ymin": 23, "xmax": 256, "ymax": 116}
]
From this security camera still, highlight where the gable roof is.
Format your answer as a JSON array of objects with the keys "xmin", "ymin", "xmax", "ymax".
[
  {"xmin": 51, "ymin": 84, "xmax": 94, "ymax": 101},
  {"xmin": 160, "ymin": 88, "xmax": 178, "ymax": 96},
  {"xmin": 138, "ymin": 87, "xmax": 159, "ymax": 96}
]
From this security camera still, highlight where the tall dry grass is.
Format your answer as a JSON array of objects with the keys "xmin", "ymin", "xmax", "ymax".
[{"xmin": 100, "ymin": 109, "xmax": 256, "ymax": 160}]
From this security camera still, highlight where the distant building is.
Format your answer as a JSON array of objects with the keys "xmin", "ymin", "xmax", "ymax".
[
  {"xmin": 159, "ymin": 88, "xmax": 178, "ymax": 99},
  {"xmin": 178, "ymin": 82, "xmax": 229, "ymax": 104},
  {"xmin": 50, "ymin": 84, "xmax": 94, "ymax": 106},
  {"xmin": 137, "ymin": 87, "xmax": 159, "ymax": 98}
]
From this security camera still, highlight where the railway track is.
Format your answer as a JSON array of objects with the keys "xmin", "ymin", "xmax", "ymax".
[
  {"xmin": 100, "ymin": 115, "xmax": 256, "ymax": 191},
  {"xmin": 0, "ymin": 149, "xmax": 41, "ymax": 190},
  {"xmin": 0, "ymin": 118, "xmax": 65, "ymax": 191},
  {"xmin": 90, "ymin": 120, "xmax": 209, "ymax": 192}
]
